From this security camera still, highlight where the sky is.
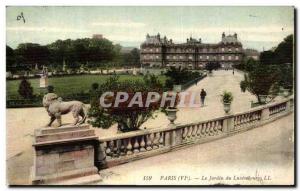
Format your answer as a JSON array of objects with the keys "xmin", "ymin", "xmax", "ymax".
[{"xmin": 6, "ymin": 6, "xmax": 294, "ymax": 51}]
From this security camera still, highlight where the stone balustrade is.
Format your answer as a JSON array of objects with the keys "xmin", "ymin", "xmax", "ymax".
[
  {"xmin": 31, "ymin": 96, "xmax": 294, "ymax": 184},
  {"xmin": 97, "ymin": 96, "xmax": 294, "ymax": 168}
]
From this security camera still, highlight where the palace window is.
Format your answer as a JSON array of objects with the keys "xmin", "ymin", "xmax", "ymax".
[
  {"xmin": 228, "ymin": 55, "xmax": 232, "ymax": 60},
  {"xmin": 167, "ymin": 55, "xmax": 170, "ymax": 59},
  {"xmin": 229, "ymin": 48, "xmax": 232, "ymax": 52},
  {"xmin": 235, "ymin": 55, "xmax": 239, "ymax": 60},
  {"xmin": 189, "ymin": 55, "xmax": 193, "ymax": 60},
  {"xmin": 221, "ymin": 47, "xmax": 225, "ymax": 52},
  {"xmin": 156, "ymin": 55, "xmax": 159, "ymax": 59},
  {"xmin": 221, "ymin": 56, "xmax": 224, "ymax": 60},
  {"xmin": 180, "ymin": 55, "xmax": 183, "ymax": 59},
  {"xmin": 199, "ymin": 55, "xmax": 202, "ymax": 59},
  {"xmin": 235, "ymin": 47, "xmax": 239, "ymax": 51},
  {"xmin": 156, "ymin": 48, "xmax": 159, "ymax": 52},
  {"xmin": 206, "ymin": 55, "xmax": 209, "ymax": 60},
  {"xmin": 173, "ymin": 56, "xmax": 176, "ymax": 59}
]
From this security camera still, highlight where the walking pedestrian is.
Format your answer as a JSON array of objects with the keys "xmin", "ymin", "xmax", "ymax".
[{"xmin": 200, "ymin": 89, "xmax": 207, "ymax": 107}]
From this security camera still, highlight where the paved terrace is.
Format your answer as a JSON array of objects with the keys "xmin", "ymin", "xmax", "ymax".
[{"xmin": 6, "ymin": 70, "xmax": 293, "ymax": 185}]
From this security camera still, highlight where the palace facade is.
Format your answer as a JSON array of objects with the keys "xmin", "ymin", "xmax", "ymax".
[{"xmin": 140, "ymin": 32, "xmax": 244, "ymax": 69}]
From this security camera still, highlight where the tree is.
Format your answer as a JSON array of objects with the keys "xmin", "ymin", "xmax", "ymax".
[
  {"xmin": 121, "ymin": 48, "xmax": 140, "ymax": 66},
  {"xmin": 275, "ymin": 34, "xmax": 293, "ymax": 64},
  {"xmin": 260, "ymin": 50, "xmax": 277, "ymax": 65},
  {"xmin": 15, "ymin": 43, "xmax": 50, "ymax": 69},
  {"xmin": 6, "ymin": 45, "xmax": 15, "ymax": 72},
  {"xmin": 18, "ymin": 78, "xmax": 34, "ymax": 99},
  {"xmin": 240, "ymin": 63, "xmax": 280, "ymax": 103}
]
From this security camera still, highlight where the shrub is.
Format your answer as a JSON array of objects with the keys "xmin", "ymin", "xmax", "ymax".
[
  {"xmin": 47, "ymin": 85, "xmax": 54, "ymax": 93},
  {"xmin": 220, "ymin": 91, "xmax": 233, "ymax": 104},
  {"xmin": 88, "ymin": 75, "xmax": 163, "ymax": 132},
  {"xmin": 240, "ymin": 64, "xmax": 280, "ymax": 103},
  {"xmin": 18, "ymin": 78, "xmax": 34, "ymax": 99}
]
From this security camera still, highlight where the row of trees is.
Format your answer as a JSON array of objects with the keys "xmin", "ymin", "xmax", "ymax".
[{"xmin": 6, "ymin": 38, "xmax": 140, "ymax": 74}]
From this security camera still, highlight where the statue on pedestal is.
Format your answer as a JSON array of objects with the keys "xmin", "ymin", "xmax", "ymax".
[{"xmin": 39, "ymin": 66, "xmax": 48, "ymax": 88}]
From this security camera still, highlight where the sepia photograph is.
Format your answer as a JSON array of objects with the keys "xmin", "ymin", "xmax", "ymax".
[{"xmin": 5, "ymin": 6, "xmax": 295, "ymax": 186}]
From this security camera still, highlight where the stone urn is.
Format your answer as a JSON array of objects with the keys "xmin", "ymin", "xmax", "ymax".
[
  {"xmin": 166, "ymin": 107, "xmax": 178, "ymax": 124},
  {"xmin": 223, "ymin": 102, "xmax": 231, "ymax": 114},
  {"xmin": 258, "ymin": 95, "xmax": 268, "ymax": 103}
]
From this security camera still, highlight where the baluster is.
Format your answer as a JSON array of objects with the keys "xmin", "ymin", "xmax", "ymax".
[
  {"xmin": 104, "ymin": 141, "xmax": 111, "ymax": 159},
  {"xmin": 187, "ymin": 126, "xmax": 192, "ymax": 140},
  {"xmin": 133, "ymin": 137, "xmax": 140, "ymax": 153},
  {"xmin": 244, "ymin": 114, "xmax": 248, "ymax": 127},
  {"xmin": 205, "ymin": 122, "xmax": 210, "ymax": 135},
  {"xmin": 159, "ymin": 132, "xmax": 164, "ymax": 147},
  {"xmin": 218, "ymin": 120, "xmax": 223, "ymax": 133},
  {"xmin": 146, "ymin": 134, "xmax": 152, "ymax": 151},
  {"xmin": 242, "ymin": 115, "xmax": 246, "ymax": 127},
  {"xmin": 236, "ymin": 116, "xmax": 239, "ymax": 127},
  {"xmin": 213, "ymin": 121, "xmax": 218, "ymax": 135},
  {"xmin": 153, "ymin": 133, "xmax": 159, "ymax": 149},
  {"xmin": 201, "ymin": 123, "xmax": 206, "ymax": 137},
  {"xmin": 249, "ymin": 113, "xmax": 253, "ymax": 123},
  {"xmin": 115, "ymin": 140, "xmax": 122, "ymax": 157},
  {"xmin": 196, "ymin": 124, "xmax": 201, "ymax": 137},
  {"xmin": 182, "ymin": 127, "xmax": 188, "ymax": 141},
  {"xmin": 192, "ymin": 125, "xmax": 197, "ymax": 137},
  {"xmin": 209, "ymin": 122, "xmax": 214, "ymax": 136},
  {"xmin": 150, "ymin": 133, "xmax": 155, "ymax": 148},
  {"xmin": 108, "ymin": 140, "xmax": 115, "ymax": 158},
  {"xmin": 120, "ymin": 139, "xmax": 126, "ymax": 156},
  {"xmin": 140, "ymin": 135, "xmax": 146, "ymax": 152},
  {"xmin": 126, "ymin": 138, "xmax": 133, "ymax": 155}
]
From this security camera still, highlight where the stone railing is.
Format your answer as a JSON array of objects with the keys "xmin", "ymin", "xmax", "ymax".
[
  {"xmin": 97, "ymin": 96, "xmax": 294, "ymax": 168},
  {"xmin": 31, "ymin": 96, "xmax": 293, "ymax": 184}
]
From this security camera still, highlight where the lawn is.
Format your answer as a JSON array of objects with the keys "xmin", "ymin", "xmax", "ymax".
[{"xmin": 7, "ymin": 74, "xmax": 166, "ymax": 99}]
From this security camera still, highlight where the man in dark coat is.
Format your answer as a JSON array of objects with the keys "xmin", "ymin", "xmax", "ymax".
[{"xmin": 200, "ymin": 89, "xmax": 207, "ymax": 107}]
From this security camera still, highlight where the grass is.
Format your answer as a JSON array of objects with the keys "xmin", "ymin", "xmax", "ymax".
[{"xmin": 7, "ymin": 74, "xmax": 166, "ymax": 99}]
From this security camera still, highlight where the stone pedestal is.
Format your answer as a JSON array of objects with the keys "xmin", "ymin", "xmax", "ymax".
[
  {"xmin": 31, "ymin": 124, "xmax": 101, "ymax": 185},
  {"xmin": 261, "ymin": 107, "xmax": 270, "ymax": 121},
  {"xmin": 39, "ymin": 76, "xmax": 48, "ymax": 88}
]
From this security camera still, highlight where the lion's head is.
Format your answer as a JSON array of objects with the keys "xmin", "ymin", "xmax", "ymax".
[{"xmin": 43, "ymin": 93, "xmax": 59, "ymax": 107}]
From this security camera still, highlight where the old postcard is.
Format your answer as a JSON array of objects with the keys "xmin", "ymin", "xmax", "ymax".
[{"xmin": 6, "ymin": 6, "xmax": 295, "ymax": 186}]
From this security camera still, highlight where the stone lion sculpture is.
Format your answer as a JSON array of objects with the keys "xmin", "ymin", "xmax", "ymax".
[{"xmin": 43, "ymin": 93, "xmax": 87, "ymax": 127}]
